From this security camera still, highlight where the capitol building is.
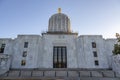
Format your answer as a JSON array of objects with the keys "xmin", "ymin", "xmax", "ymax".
[{"xmin": 0, "ymin": 8, "xmax": 119, "ymax": 80}]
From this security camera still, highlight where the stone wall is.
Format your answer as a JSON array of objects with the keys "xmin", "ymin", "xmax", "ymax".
[
  {"xmin": 0, "ymin": 35, "xmax": 117, "ymax": 69},
  {"xmin": 105, "ymin": 39, "xmax": 117, "ymax": 68},
  {"xmin": 77, "ymin": 35, "xmax": 111, "ymax": 68},
  {"xmin": 43, "ymin": 34, "xmax": 78, "ymax": 68},
  {"xmin": 112, "ymin": 54, "xmax": 120, "ymax": 74},
  {"xmin": 11, "ymin": 35, "xmax": 42, "ymax": 68}
]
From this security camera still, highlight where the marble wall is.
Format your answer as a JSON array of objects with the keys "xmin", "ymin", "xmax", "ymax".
[{"xmin": 0, "ymin": 34, "xmax": 117, "ymax": 69}]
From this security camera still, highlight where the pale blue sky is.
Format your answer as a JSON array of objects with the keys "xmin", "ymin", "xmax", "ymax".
[{"xmin": 0, "ymin": 0, "xmax": 120, "ymax": 38}]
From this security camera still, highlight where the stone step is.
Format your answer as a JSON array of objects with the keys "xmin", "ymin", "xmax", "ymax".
[{"xmin": 0, "ymin": 69, "xmax": 120, "ymax": 80}]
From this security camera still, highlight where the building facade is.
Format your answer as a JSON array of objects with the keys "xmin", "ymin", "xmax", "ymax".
[{"xmin": 0, "ymin": 9, "xmax": 116, "ymax": 70}]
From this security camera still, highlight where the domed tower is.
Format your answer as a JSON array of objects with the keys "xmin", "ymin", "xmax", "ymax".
[{"xmin": 48, "ymin": 8, "xmax": 71, "ymax": 33}]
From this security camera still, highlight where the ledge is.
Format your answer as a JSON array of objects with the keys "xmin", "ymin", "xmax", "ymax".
[{"xmin": 42, "ymin": 32, "xmax": 78, "ymax": 35}]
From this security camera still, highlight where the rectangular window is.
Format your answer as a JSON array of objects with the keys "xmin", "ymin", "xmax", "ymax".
[
  {"xmin": 53, "ymin": 46, "xmax": 67, "ymax": 68},
  {"xmin": 0, "ymin": 59, "xmax": 1, "ymax": 65},
  {"xmin": 93, "ymin": 51, "xmax": 97, "ymax": 57},
  {"xmin": 0, "ymin": 44, "xmax": 6, "ymax": 53},
  {"xmin": 1, "ymin": 44, "xmax": 6, "ymax": 48},
  {"xmin": 21, "ymin": 60, "xmax": 26, "ymax": 66},
  {"xmin": 22, "ymin": 51, "xmax": 27, "ymax": 57},
  {"xmin": 92, "ymin": 42, "xmax": 96, "ymax": 48},
  {"xmin": 95, "ymin": 60, "xmax": 99, "ymax": 66},
  {"xmin": 24, "ymin": 42, "xmax": 28, "ymax": 48}
]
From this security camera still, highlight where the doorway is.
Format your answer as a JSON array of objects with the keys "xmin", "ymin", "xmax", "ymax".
[{"xmin": 53, "ymin": 46, "xmax": 67, "ymax": 68}]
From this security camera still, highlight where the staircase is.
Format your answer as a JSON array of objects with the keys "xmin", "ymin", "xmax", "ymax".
[{"xmin": 0, "ymin": 68, "xmax": 120, "ymax": 80}]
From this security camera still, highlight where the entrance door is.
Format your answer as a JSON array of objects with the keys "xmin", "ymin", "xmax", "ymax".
[{"xmin": 53, "ymin": 46, "xmax": 67, "ymax": 68}]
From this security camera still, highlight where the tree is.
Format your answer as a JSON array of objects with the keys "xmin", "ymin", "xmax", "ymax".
[{"xmin": 112, "ymin": 33, "xmax": 120, "ymax": 55}]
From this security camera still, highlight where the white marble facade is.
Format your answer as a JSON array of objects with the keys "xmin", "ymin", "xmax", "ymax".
[{"xmin": 0, "ymin": 10, "xmax": 117, "ymax": 69}]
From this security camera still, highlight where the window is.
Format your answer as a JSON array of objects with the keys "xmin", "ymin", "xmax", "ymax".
[
  {"xmin": 1, "ymin": 44, "xmax": 5, "ymax": 48},
  {"xmin": 24, "ymin": 42, "xmax": 28, "ymax": 48},
  {"xmin": 94, "ymin": 60, "xmax": 99, "ymax": 66},
  {"xmin": 53, "ymin": 46, "xmax": 67, "ymax": 68},
  {"xmin": 0, "ymin": 44, "xmax": 6, "ymax": 53},
  {"xmin": 21, "ymin": 60, "xmax": 26, "ymax": 66},
  {"xmin": 93, "ymin": 51, "xmax": 97, "ymax": 57},
  {"xmin": 92, "ymin": 42, "xmax": 96, "ymax": 48},
  {"xmin": 22, "ymin": 51, "xmax": 27, "ymax": 57},
  {"xmin": 0, "ymin": 59, "xmax": 1, "ymax": 65}
]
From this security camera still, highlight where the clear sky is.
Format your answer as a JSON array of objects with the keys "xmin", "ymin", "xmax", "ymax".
[{"xmin": 0, "ymin": 0, "xmax": 120, "ymax": 39}]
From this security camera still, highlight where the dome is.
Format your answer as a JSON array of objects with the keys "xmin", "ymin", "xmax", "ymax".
[{"xmin": 48, "ymin": 9, "xmax": 71, "ymax": 33}]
